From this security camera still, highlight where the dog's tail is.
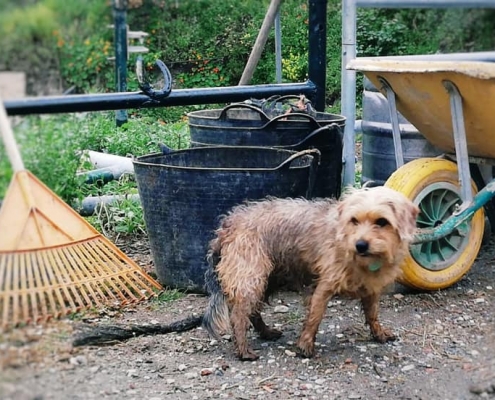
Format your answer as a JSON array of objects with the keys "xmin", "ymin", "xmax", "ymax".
[{"xmin": 202, "ymin": 238, "xmax": 231, "ymax": 339}]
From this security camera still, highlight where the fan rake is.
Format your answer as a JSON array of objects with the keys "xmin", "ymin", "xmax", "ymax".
[{"xmin": 0, "ymin": 97, "xmax": 162, "ymax": 330}]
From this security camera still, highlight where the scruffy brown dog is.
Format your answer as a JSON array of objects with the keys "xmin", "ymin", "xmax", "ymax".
[{"xmin": 202, "ymin": 186, "xmax": 419, "ymax": 360}]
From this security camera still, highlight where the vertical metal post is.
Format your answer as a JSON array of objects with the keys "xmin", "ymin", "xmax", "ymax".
[
  {"xmin": 113, "ymin": 0, "xmax": 128, "ymax": 127},
  {"xmin": 443, "ymin": 80, "xmax": 473, "ymax": 204},
  {"xmin": 379, "ymin": 77, "xmax": 404, "ymax": 169},
  {"xmin": 274, "ymin": 9, "xmax": 282, "ymax": 83},
  {"xmin": 341, "ymin": 0, "xmax": 357, "ymax": 187},
  {"xmin": 307, "ymin": 0, "xmax": 327, "ymax": 111}
]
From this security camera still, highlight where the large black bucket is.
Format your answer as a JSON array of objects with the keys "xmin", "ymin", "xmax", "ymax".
[
  {"xmin": 133, "ymin": 146, "xmax": 319, "ymax": 293},
  {"xmin": 187, "ymin": 103, "xmax": 345, "ymax": 198}
]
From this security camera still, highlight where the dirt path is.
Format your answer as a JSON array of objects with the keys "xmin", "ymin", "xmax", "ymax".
[{"xmin": 1, "ymin": 237, "xmax": 495, "ymax": 400}]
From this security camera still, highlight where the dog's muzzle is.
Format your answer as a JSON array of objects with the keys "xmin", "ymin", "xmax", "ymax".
[{"xmin": 355, "ymin": 239, "xmax": 369, "ymax": 256}]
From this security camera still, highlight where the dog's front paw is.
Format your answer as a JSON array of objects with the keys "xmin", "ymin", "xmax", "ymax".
[
  {"xmin": 373, "ymin": 327, "xmax": 396, "ymax": 343},
  {"xmin": 296, "ymin": 338, "xmax": 315, "ymax": 358},
  {"xmin": 238, "ymin": 348, "xmax": 260, "ymax": 361}
]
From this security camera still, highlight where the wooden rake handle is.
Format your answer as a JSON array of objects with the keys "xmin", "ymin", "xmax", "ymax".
[{"xmin": 0, "ymin": 95, "xmax": 25, "ymax": 171}]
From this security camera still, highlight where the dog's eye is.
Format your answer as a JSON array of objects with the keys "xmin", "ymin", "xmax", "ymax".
[
  {"xmin": 375, "ymin": 218, "xmax": 390, "ymax": 227},
  {"xmin": 350, "ymin": 217, "xmax": 359, "ymax": 225}
]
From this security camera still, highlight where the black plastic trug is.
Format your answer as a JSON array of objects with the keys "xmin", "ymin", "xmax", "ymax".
[{"xmin": 133, "ymin": 146, "xmax": 318, "ymax": 293}]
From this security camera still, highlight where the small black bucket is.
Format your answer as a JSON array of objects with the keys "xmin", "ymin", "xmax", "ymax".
[
  {"xmin": 187, "ymin": 103, "xmax": 345, "ymax": 198},
  {"xmin": 133, "ymin": 146, "xmax": 319, "ymax": 292}
]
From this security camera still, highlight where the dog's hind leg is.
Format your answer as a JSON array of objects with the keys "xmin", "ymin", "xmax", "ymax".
[
  {"xmin": 230, "ymin": 296, "xmax": 261, "ymax": 361},
  {"xmin": 361, "ymin": 293, "xmax": 396, "ymax": 343},
  {"xmin": 250, "ymin": 312, "xmax": 282, "ymax": 340}
]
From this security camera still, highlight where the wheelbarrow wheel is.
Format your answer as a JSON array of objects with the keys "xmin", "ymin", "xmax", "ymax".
[{"xmin": 385, "ymin": 158, "xmax": 484, "ymax": 291}]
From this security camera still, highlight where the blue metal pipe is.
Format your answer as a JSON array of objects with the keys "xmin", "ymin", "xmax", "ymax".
[
  {"xmin": 3, "ymin": 82, "xmax": 317, "ymax": 116},
  {"xmin": 307, "ymin": 0, "xmax": 327, "ymax": 111},
  {"xmin": 113, "ymin": 0, "xmax": 128, "ymax": 126}
]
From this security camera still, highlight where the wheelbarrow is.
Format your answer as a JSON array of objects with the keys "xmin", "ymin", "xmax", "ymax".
[{"xmin": 347, "ymin": 59, "xmax": 495, "ymax": 291}]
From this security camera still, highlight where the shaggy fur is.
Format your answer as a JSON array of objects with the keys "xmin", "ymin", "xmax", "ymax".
[{"xmin": 202, "ymin": 186, "xmax": 419, "ymax": 360}]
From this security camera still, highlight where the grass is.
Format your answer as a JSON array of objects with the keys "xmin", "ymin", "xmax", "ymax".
[
  {"xmin": 150, "ymin": 289, "xmax": 185, "ymax": 310},
  {"xmin": 0, "ymin": 110, "xmax": 192, "ymax": 238}
]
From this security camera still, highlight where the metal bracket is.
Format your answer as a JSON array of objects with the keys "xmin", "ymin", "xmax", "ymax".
[
  {"xmin": 135, "ymin": 57, "xmax": 172, "ymax": 101},
  {"xmin": 378, "ymin": 76, "xmax": 404, "ymax": 169},
  {"xmin": 443, "ymin": 79, "xmax": 473, "ymax": 209}
]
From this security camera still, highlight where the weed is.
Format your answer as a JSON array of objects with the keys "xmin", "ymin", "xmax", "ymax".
[
  {"xmin": 150, "ymin": 289, "xmax": 185, "ymax": 308},
  {"xmin": 87, "ymin": 194, "xmax": 145, "ymax": 239},
  {"xmin": 283, "ymin": 310, "xmax": 302, "ymax": 324}
]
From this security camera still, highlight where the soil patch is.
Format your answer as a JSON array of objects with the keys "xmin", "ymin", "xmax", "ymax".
[{"xmin": 1, "ymin": 235, "xmax": 495, "ymax": 400}]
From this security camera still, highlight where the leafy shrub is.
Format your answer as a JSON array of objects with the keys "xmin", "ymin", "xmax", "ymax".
[{"xmin": 0, "ymin": 112, "xmax": 190, "ymax": 202}]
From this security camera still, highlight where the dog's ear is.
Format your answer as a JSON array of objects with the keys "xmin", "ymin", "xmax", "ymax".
[{"xmin": 397, "ymin": 200, "xmax": 420, "ymax": 241}]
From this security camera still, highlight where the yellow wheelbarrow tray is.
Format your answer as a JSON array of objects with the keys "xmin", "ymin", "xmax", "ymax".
[{"xmin": 347, "ymin": 58, "xmax": 495, "ymax": 290}]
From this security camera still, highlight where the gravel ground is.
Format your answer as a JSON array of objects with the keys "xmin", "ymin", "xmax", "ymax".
[{"xmin": 1, "ymin": 235, "xmax": 495, "ymax": 400}]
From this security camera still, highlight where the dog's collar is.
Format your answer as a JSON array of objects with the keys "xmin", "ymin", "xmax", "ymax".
[{"xmin": 368, "ymin": 261, "xmax": 382, "ymax": 272}]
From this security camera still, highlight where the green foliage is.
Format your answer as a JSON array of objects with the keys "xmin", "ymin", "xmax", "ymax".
[
  {"xmin": 175, "ymin": 51, "xmax": 231, "ymax": 88},
  {"xmin": 0, "ymin": 112, "xmax": 190, "ymax": 201},
  {"xmin": 151, "ymin": 289, "xmax": 185, "ymax": 307},
  {"xmin": 86, "ymin": 194, "xmax": 146, "ymax": 239},
  {"xmin": 2, "ymin": 0, "xmax": 495, "ymax": 240},
  {"xmin": 55, "ymin": 33, "xmax": 114, "ymax": 93},
  {"xmin": 2, "ymin": 0, "xmax": 495, "ymax": 109},
  {"xmin": 0, "ymin": 115, "xmax": 91, "ymax": 202},
  {"xmin": 357, "ymin": 9, "xmax": 410, "ymax": 56}
]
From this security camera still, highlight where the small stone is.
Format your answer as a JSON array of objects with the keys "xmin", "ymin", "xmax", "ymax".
[
  {"xmin": 285, "ymin": 350, "xmax": 297, "ymax": 357},
  {"xmin": 184, "ymin": 372, "xmax": 197, "ymax": 379},
  {"xmin": 348, "ymin": 394, "xmax": 362, "ymax": 399},
  {"xmin": 200, "ymin": 368, "xmax": 213, "ymax": 376},
  {"xmin": 474, "ymin": 298, "xmax": 485, "ymax": 304},
  {"xmin": 126, "ymin": 369, "xmax": 139, "ymax": 378},
  {"xmin": 166, "ymin": 378, "xmax": 175, "ymax": 384},
  {"xmin": 300, "ymin": 383, "xmax": 313, "ymax": 390},
  {"xmin": 178, "ymin": 364, "xmax": 188, "ymax": 371},
  {"xmin": 89, "ymin": 366, "xmax": 100, "ymax": 374},
  {"xmin": 401, "ymin": 364, "xmax": 415, "ymax": 372},
  {"xmin": 69, "ymin": 356, "xmax": 87, "ymax": 366},
  {"xmin": 274, "ymin": 305, "xmax": 290, "ymax": 313},
  {"xmin": 393, "ymin": 293, "xmax": 404, "ymax": 300}
]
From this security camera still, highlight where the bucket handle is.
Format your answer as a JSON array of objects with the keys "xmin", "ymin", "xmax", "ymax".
[
  {"xmin": 261, "ymin": 94, "xmax": 314, "ymax": 113},
  {"xmin": 263, "ymin": 112, "xmax": 321, "ymax": 131},
  {"xmin": 283, "ymin": 123, "xmax": 344, "ymax": 150},
  {"xmin": 218, "ymin": 103, "xmax": 270, "ymax": 122},
  {"xmin": 275, "ymin": 148, "xmax": 321, "ymax": 170},
  {"xmin": 275, "ymin": 148, "xmax": 321, "ymax": 199}
]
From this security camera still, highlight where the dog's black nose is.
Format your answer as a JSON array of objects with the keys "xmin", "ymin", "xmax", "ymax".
[{"xmin": 355, "ymin": 239, "xmax": 369, "ymax": 254}]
